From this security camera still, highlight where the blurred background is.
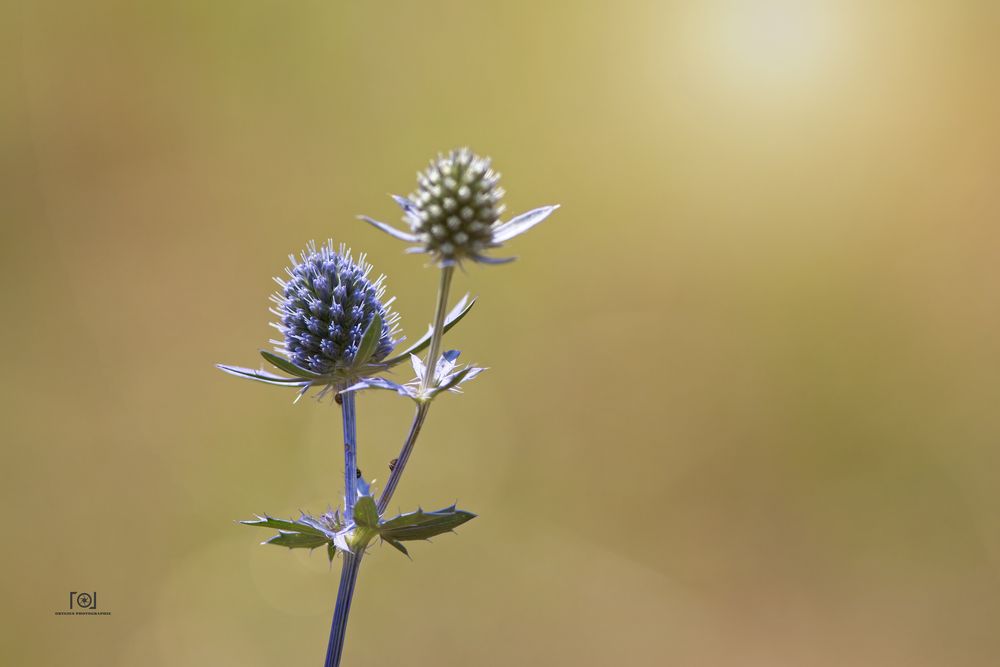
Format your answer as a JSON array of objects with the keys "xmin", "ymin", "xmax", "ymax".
[{"xmin": 3, "ymin": 1, "xmax": 999, "ymax": 665}]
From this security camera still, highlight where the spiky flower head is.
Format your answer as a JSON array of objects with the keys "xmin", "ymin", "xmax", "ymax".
[
  {"xmin": 360, "ymin": 147, "xmax": 559, "ymax": 266},
  {"xmin": 407, "ymin": 148, "xmax": 504, "ymax": 263},
  {"xmin": 216, "ymin": 241, "xmax": 403, "ymax": 399},
  {"xmin": 218, "ymin": 242, "xmax": 488, "ymax": 398},
  {"xmin": 271, "ymin": 240, "xmax": 399, "ymax": 378}
]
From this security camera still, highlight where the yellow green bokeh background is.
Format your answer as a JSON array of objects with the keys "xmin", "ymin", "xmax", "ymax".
[{"xmin": 3, "ymin": 1, "xmax": 999, "ymax": 665}]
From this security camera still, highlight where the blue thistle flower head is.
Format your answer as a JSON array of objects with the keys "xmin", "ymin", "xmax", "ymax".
[
  {"xmin": 271, "ymin": 240, "xmax": 400, "ymax": 380},
  {"xmin": 218, "ymin": 240, "xmax": 483, "ymax": 398},
  {"xmin": 359, "ymin": 148, "xmax": 559, "ymax": 266}
]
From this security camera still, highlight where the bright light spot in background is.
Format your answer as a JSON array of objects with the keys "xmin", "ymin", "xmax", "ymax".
[{"xmin": 684, "ymin": 0, "xmax": 845, "ymax": 95}]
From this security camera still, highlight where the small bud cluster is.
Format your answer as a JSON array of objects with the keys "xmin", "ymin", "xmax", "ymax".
[{"xmin": 406, "ymin": 148, "xmax": 505, "ymax": 263}]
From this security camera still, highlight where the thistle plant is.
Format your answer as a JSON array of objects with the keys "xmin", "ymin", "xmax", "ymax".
[{"xmin": 218, "ymin": 148, "xmax": 557, "ymax": 666}]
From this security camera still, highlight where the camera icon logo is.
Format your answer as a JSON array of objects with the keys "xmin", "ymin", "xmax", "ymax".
[{"xmin": 70, "ymin": 591, "xmax": 97, "ymax": 610}]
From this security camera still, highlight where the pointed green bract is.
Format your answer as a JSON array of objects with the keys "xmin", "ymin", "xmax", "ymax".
[
  {"xmin": 383, "ymin": 538, "xmax": 410, "ymax": 557},
  {"xmin": 240, "ymin": 502, "xmax": 475, "ymax": 559},
  {"xmin": 266, "ymin": 532, "xmax": 331, "ymax": 550},
  {"xmin": 353, "ymin": 496, "xmax": 379, "ymax": 529},
  {"xmin": 340, "ymin": 494, "xmax": 380, "ymax": 553},
  {"xmin": 354, "ymin": 313, "xmax": 384, "ymax": 368},
  {"xmin": 344, "ymin": 527, "xmax": 379, "ymax": 552},
  {"xmin": 260, "ymin": 350, "xmax": 324, "ymax": 380}
]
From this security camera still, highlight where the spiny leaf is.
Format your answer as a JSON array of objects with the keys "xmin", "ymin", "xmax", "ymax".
[
  {"xmin": 379, "ymin": 505, "xmax": 476, "ymax": 542},
  {"xmin": 265, "ymin": 531, "xmax": 330, "ymax": 550},
  {"xmin": 241, "ymin": 515, "xmax": 329, "ymax": 537}
]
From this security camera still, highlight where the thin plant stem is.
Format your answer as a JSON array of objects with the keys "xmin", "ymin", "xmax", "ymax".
[
  {"xmin": 325, "ymin": 391, "xmax": 359, "ymax": 667},
  {"xmin": 341, "ymin": 391, "xmax": 359, "ymax": 522},
  {"xmin": 379, "ymin": 265, "xmax": 454, "ymax": 513},
  {"xmin": 324, "ymin": 553, "xmax": 363, "ymax": 667},
  {"xmin": 377, "ymin": 402, "xmax": 429, "ymax": 514},
  {"xmin": 419, "ymin": 265, "xmax": 455, "ymax": 394}
]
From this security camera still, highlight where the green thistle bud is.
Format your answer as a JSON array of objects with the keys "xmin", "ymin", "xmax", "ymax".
[
  {"xmin": 408, "ymin": 148, "xmax": 504, "ymax": 263},
  {"xmin": 360, "ymin": 148, "xmax": 559, "ymax": 266}
]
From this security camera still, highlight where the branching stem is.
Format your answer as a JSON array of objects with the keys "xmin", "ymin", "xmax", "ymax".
[
  {"xmin": 378, "ymin": 403, "xmax": 430, "ymax": 514},
  {"xmin": 324, "ymin": 266, "xmax": 455, "ymax": 666},
  {"xmin": 379, "ymin": 264, "xmax": 454, "ymax": 513}
]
